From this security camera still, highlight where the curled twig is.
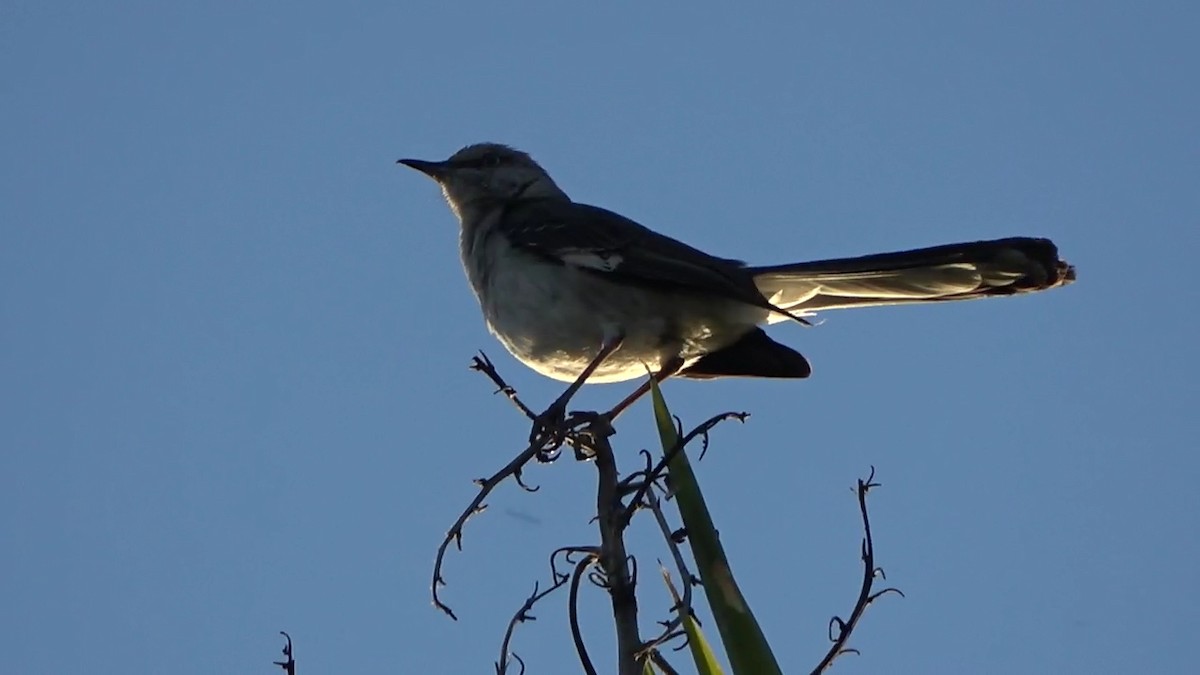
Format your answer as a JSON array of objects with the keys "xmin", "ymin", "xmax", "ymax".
[
  {"xmin": 569, "ymin": 555, "xmax": 600, "ymax": 675},
  {"xmin": 273, "ymin": 631, "xmax": 295, "ymax": 675},
  {"xmin": 435, "ymin": 356, "xmax": 600, "ymax": 619},
  {"xmin": 433, "ymin": 439, "xmax": 545, "ymax": 619},
  {"xmin": 616, "ymin": 449, "xmax": 666, "ymax": 501},
  {"xmin": 810, "ymin": 467, "xmax": 904, "ymax": 674},
  {"xmin": 491, "ymin": 547, "xmax": 602, "ymax": 675},
  {"xmin": 496, "ymin": 575, "xmax": 576, "ymax": 675},
  {"xmin": 551, "ymin": 545, "xmax": 601, "ymax": 579},
  {"xmin": 620, "ymin": 411, "xmax": 749, "ymax": 527},
  {"xmin": 445, "ymin": 355, "xmax": 759, "ymax": 674}
]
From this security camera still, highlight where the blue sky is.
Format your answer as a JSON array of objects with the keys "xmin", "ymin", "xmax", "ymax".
[{"xmin": 2, "ymin": 2, "xmax": 1197, "ymax": 673}]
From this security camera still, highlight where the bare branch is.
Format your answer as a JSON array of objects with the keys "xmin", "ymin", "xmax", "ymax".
[
  {"xmin": 496, "ymin": 574, "xmax": 575, "ymax": 675},
  {"xmin": 810, "ymin": 467, "xmax": 904, "ymax": 674},
  {"xmin": 551, "ymin": 545, "xmax": 601, "ymax": 579},
  {"xmin": 637, "ymin": 486, "xmax": 694, "ymax": 656},
  {"xmin": 432, "ymin": 439, "xmax": 546, "ymax": 620},
  {"xmin": 589, "ymin": 422, "xmax": 644, "ymax": 675},
  {"xmin": 435, "ymin": 355, "xmax": 600, "ymax": 619},
  {"xmin": 471, "ymin": 352, "xmax": 537, "ymax": 421},
  {"xmin": 272, "ymin": 631, "xmax": 295, "ymax": 675},
  {"xmin": 620, "ymin": 411, "xmax": 749, "ymax": 527},
  {"xmin": 445, "ymin": 355, "xmax": 898, "ymax": 674},
  {"xmin": 569, "ymin": 555, "xmax": 600, "ymax": 675}
]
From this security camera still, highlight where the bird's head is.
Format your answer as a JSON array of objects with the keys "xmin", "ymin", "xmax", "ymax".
[{"xmin": 398, "ymin": 143, "xmax": 567, "ymax": 221}]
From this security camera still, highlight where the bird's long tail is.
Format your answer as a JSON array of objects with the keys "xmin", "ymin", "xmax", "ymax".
[{"xmin": 750, "ymin": 237, "xmax": 1075, "ymax": 322}]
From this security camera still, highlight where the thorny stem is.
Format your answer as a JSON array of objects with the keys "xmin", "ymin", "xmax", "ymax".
[
  {"xmin": 589, "ymin": 424, "xmax": 644, "ymax": 675},
  {"xmin": 434, "ymin": 353, "xmax": 585, "ymax": 619},
  {"xmin": 471, "ymin": 352, "xmax": 537, "ymax": 421},
  {"xmin": 619, "ymin": 411, "xmax": 749, "ymax": 527},
  {"xmin": 638, "ymin": 486, "xmax": 694, "ymax": 656},
  {"xmin": 442, "ymin": 354, "xmax": 900, "ymax": 675},
  {"xmin": 811, "ymin": 467, "xmax": 904, "ymax": 674},
  {"xmin": 493, "ymin": 547, "xmax": 601, "ymax": 675},
  {"xmin": 432, "ymin": 439, "xmax": 545, "ymax": 620},
  {"xmin": 496, "ymin": 575, "xmax": 574, "ymax": 675},
  {"xmin": 272, "ymin": 631, "xmax": 295, "ymax": 675}
]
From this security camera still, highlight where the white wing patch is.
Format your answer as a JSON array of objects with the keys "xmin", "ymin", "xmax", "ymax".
[{"xmin": 560, "ymin": 250, "xmax": 624, "ymax": 272}]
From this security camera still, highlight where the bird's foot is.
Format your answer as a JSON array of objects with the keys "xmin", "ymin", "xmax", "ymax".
[
  {"xmin": 567, "ymin": 411, "xmax": 614, "ymax": 461},
  {"xmin": 529, "ymin": 406, "xmax": 613, "ymax": 462},
  {"xmin": 529, "ymin": 401, "xmax": 571, "ymax": 459}
]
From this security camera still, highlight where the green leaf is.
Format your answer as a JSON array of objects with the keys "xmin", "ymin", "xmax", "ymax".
[{"xmin": 649, "ymin": 379, "xmax": 782, "ymax": 675}]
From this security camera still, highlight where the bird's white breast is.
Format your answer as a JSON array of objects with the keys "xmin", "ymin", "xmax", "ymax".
[{"xmin": 462, "ymin": 229, "xmax": 766, "ymax": 384}]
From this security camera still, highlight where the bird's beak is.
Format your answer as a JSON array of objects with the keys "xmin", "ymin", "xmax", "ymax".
[{"xmin": 397, "ymin": 158, "xmax": 449, "ymax": 180}]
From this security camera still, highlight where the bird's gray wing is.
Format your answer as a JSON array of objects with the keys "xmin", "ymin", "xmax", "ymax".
[{"xmin": 497, "ymin": 200, "xmax": 776, "ymax": 311}]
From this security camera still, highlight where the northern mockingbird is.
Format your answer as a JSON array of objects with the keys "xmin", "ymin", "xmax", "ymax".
[{"xmin": 399, "ymin": 143, "xmax": 1075, "ymax": 431}]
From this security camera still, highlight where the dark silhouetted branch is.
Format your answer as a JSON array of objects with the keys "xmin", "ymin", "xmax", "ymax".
[
  {"xmin": 432, "ymin": 438, "xmax": 545, "ymax": 620},
  {"xmin": 650, "ymin": 650, "xmax": 683, "ymax": 675},
  {"xmin": 273, "ymin": 631, "xmax": 295, "ymax": 675},
  {"xmin": 811, "ymin": 467, "xmax": 904, "ymax": 674},
  {"xmin": 439, "ymin": 353, "xmax": 898, "ymax": 674},
  {"xmin": 568, "ymin": 555, "xmax": 600, "ymax": 675},
  {"xmin": 434, "ymin": 354, "xmax": 589, "ymax": 619},
  {"xmin": 471, "ymin": 352, "xmax": 537, "ymax": 422},
  {"xmin": 638, "ymin": 486, "xmax": 694, "ymax": 656},
  {"xmin": 589, "ymin": 424, "xmax": 644, "ymax": 675},
  {"xmin": 619, "ymin": 412, "xmax": 748, "ymax": 528},
  {"xmin": 496, "ymin": 576, "xmax": 574, "ymax": 674}
]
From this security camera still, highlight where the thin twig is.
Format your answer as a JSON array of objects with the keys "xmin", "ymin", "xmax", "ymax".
[
  {"xmin": 551, "ymin": 545, "xmax": 602, "ymax": 578},
  {"xmin": 637, "ymin": 486, "xmax": 694, "ymax": 656},
  {"xmin": 434, "ymin": 355, "xmax": 587, "ymax": 619},
  {"xmin": 432, "ymin": 439, "xmax": 545, "ymax": 619},
  {"xmin": 619, "ymin": 411, "xmax": 749, "ymax": 527},
  {"xmin": 471, "ymin": 352, "xmax": 538, "ymax": 421},
  {"xmin": 496, "ymin": 575, "xmax": 575, "ymax": 674},
  {"xmin": 810, "ymin": 467, "xmax": 904, "ymax": 674},
  {"xmin": 492, "ymin": 547, "xmax": 600, "ymax": 675},
  {"xmin": 616, "ymin": 449, "xmax": 663, "ymax": 501}
]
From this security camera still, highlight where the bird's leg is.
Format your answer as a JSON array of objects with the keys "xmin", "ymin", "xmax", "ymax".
[
  {"xmin": 530, "ymin": 331, "xmax": 624, "ymax": 448},
  {"xmin": 604, "ymin": 356, "xmax": 685, "ymax": 423},
  {"xmin": 565, "ymin": 357, "xmax": 686, "ymax": 461}
]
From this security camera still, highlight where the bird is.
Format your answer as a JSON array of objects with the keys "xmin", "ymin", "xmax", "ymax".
[{"xmin": 398, "ymin": 143, "xmax": 1075, "ymax": 430}]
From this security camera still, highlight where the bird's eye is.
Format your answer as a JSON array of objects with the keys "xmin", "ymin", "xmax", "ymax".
[{"xmin": 480, "ymin": 153, "xmax": 502, "ymax": 168}]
